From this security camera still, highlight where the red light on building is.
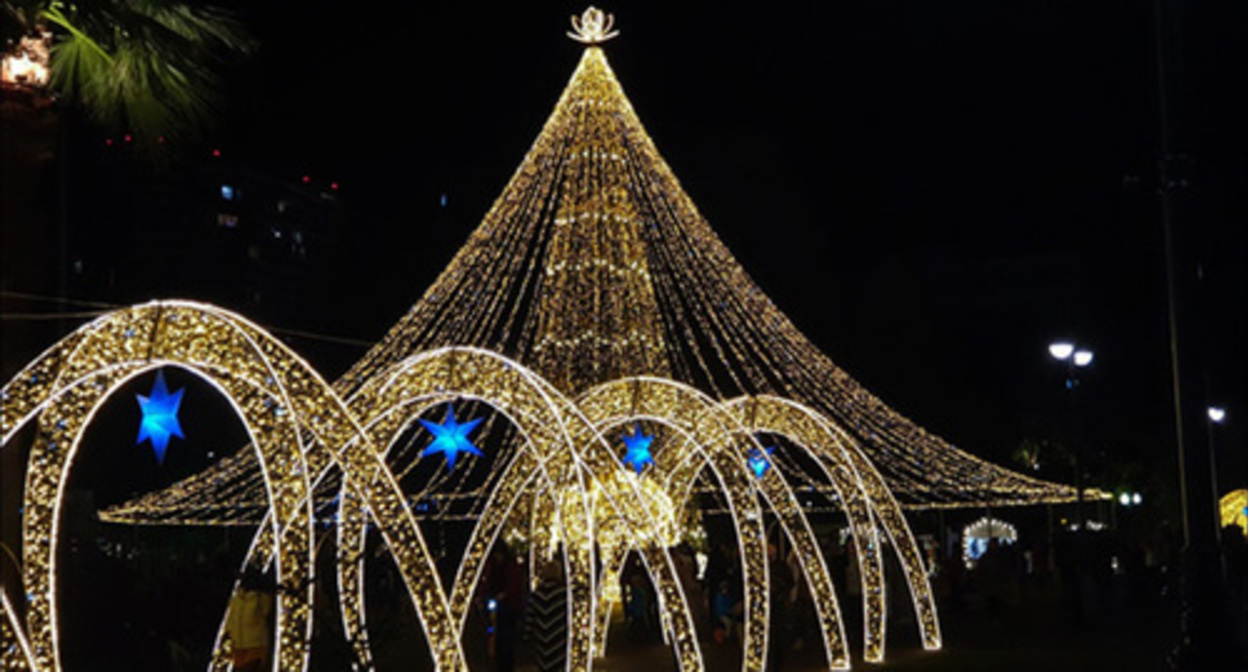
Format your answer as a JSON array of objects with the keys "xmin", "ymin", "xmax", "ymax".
[
  {"xmin": 301, "ymin": 175, "xmax": 311, "ymax": 184},
  {"xmin": 212, "ymin": 149, "xmax": 222, "ymax": 158}
]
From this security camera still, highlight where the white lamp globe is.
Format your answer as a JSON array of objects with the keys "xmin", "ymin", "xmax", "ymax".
[{"xmin": 1049, "ymin": 342, "xmax": 1074, "ymax": 360}]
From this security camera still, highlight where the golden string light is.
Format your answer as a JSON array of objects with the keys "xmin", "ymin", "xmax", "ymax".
[
  {"xmin": 1220, "ymin": 490, "xmax": 1247, "ymax": 536},
  {"xmin": 2, "ymin": 590, "xmax": 35, "ymax": 671},
  {"xmin": 2, "ymin": 7, "xmax": 1096, "ymax": 671},
  {"xmin": 3, "ymin": 302, "xmax": 467, "ymax": 672},
  {"xmin": 718, "ymin": 395, "xmax": 942, "ymax": 655}
]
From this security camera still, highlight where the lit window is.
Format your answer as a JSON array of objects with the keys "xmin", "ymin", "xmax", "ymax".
[{"xmin": 217, "ymin": 213, "xmax": 239, "ymax": 228}]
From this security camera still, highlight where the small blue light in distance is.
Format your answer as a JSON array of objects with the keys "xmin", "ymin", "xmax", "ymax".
[{"xmin": 221, "ymin": 184, "xmax": 235, "ymax": 200}]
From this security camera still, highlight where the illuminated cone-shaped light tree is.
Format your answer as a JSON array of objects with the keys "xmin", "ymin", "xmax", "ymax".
[
  {"xmin": 329, "ymin": 9, "xmax": 1078, "ymax": 509},
  {"xmin": 108, "ymin": 6, "xmax": 1086, "ymax": 530},
  {"xmin": 62, "ymin": 7, "xmax": 1103, "ymax": 671}
]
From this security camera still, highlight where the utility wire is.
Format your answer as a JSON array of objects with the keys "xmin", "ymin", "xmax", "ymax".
[{"xmin": 0, "ymin": 290, "xmax": 372, "ymax": 349}]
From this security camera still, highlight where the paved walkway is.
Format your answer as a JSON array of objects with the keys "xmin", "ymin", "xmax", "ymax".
[{"xmin": 508, "ymin": 584, "xmax": 1178, "ymax": 672}]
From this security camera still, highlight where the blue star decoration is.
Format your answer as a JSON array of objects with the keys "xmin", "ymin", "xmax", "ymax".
[
  {"xmin": 419, "ymin": 406, "xmax": 484, "ymax": 471},
  {"xmin": 747, "ymin": 446, "xmax": 775, "ymax": 478},
  {"xmin": 136, "ymin": 370, "xmax": 185, "ymax": 465},
  {"xmin": 620, "ymin": 424, "xmax": 655, "ymax": 474}
]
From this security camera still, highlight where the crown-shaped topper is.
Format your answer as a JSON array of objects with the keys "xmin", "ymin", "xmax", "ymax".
[{"xmin": 568, "ymin": 6, "xmax": 618, "ymax": 44}]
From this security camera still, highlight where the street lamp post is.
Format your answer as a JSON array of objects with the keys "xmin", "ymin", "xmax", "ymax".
[
  {"xmin": 1048, "ymin": 339, "xmax": 1096, "ymax": 623},
  {"xmin": 1206, "ymin": 406, "xmax": 1226, "ymax": 546},
  {"xmin": 1049, "ymin": 341, "xmax": 1094, "ymax": 532},
  {"xmin": 1114, "ymin": 490, "xmax": 1143, "ymax": 530},
  {"xmin": 1151, "ymin": 0, "xmax": 1238, "ymax": 665}
]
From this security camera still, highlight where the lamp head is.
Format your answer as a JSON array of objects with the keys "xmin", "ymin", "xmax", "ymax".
[{"xmin": 1049, "ymin": 342, "xmax": 1074, "ymax": 360}]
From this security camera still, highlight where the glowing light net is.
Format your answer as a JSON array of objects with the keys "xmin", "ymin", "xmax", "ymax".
[{"xmin": 1, "ymin": 7, "xmax": 1095, "ymax": 671}]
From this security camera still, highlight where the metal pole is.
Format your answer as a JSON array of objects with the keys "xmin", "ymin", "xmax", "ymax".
[{"xmin": 1151, "ymin": 0, "xmax": 1237, "ymax": 667}]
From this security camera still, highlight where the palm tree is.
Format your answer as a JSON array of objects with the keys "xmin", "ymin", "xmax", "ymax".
[
  {"xmin": 4, "ymin": 0, "xmax": 254, "ymax": 148},
  {"xmin": 1, "ymin": 0, "xmax": 253, "ymax": 381}
]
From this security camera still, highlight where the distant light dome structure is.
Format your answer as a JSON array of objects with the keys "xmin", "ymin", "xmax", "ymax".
[
  {"xmin": 962, "ymin": 517, "xmax": 1019, "ymax": 567},
  {"xmin": 3, "ymin": 8, "xmax": 1100, "ymax": 672}
]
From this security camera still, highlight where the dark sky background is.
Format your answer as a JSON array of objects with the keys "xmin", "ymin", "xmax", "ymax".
[{"xmin": 49, "ymin": 2, "xmax": 1245, "ymax": 505}]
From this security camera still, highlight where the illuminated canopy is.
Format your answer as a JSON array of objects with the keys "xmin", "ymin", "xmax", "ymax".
[
  {"xmin": 120, "ymin": 6, "xmax": 1086, "ymax": 518},
  {"xmin": 4, "ymin": 7, "xmax": 1100, "ymax": 672}
]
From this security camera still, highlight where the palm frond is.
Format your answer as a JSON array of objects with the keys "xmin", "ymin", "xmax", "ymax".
[{"xmin": 39, "ymin": 0, "xmax": 254, "ymax": 151}]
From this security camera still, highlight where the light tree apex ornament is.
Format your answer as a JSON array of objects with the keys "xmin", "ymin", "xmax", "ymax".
[
  {"xmin": 136, "ymin": 370, "xmax": 185, "ymax": 464},
  {"xmin": 418, "ymin": 405, "xmax": 484, "ymax": 470},
  {"xmin": 568, "ymin": 6, "xmax": 619, "ymax": 44}
]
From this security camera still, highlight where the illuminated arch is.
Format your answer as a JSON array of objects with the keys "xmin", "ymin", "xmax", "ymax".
[
  {"xmin": 2, "ymin": 591, "xmax": 36, "ymax": 671},
  {"xmin": 577, "ymin": 377, "xmax": 851, "ymax": 671},
  {"xmin": 334, "ymin": 347, "xmax": 597, "ymax": 672},
  {"xmin": 718, "ymin": 395, "xmax": 942, "ymax": 656},
  {"xmin": 2, "ymin": 304, "xmax": 941, "ymax": 671},
  {"xmin": 0, "ymin": 301, "xmax": 466, "ymax": 672},
  {"xmin": 236, "ymin": 346, "xmax": 703, "ymax": 672}
]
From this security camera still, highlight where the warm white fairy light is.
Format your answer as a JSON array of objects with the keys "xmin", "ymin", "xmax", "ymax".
[
  {"xmin": 0, "ymin": 7, "xmax": 1099, "ymax": 670},
  {"xmin": 720, "ymin": 394, "xmax": 943, "ymax": 655},
  {"xmin": 1222, "ymin": 490, "xmax": 1247, "ymax": 536},
  {"xmin": 2, "ymin": 302, "xmax": 468, "ymax": 672},
  {"xmin": 2, "ymin": 590, "xmax": 36, "ymax": 671}
]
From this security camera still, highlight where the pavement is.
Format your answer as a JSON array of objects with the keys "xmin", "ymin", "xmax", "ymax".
[{"xmin": 506, "ymin": 581, "xmax": 1182, "ymax": 672}]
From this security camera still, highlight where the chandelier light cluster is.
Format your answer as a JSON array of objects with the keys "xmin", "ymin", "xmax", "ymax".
[{"xmin": 1, "ymin": 8, "xmax": 1093, "ymax": 671}]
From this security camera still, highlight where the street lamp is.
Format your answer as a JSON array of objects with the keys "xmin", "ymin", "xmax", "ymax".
[
  {"xmin": 1206, "ymin": 406, "xmax": 1227, "ymax": 544},
  {"xmin": 1049, "ymin": 340, "xmax": 1094, "ymax": 530},
  {"xmin": 1050, "ymin": 341, "xmax": 1095, "ymax": 373},
  {"xmin": 1049, "ymin": 342, "xmax": 1075, "ymax": 360},
  {"xmin": 1114, "ymin": 490, "xmax": 1143, "ymax": 532}
]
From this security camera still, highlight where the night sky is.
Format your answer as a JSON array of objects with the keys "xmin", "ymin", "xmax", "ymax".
[{"xmin": 65, "ymin": 2, "xmax": 1248, "ymax": 503}]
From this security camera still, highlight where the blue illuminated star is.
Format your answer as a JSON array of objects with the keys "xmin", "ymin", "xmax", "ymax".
[
  {"xmin": 747, "ymin": 446, "xmax": 775, "ymax": 478},
  {"xmin": 419, "ymin": 406, "xmax": 483, "ymax": 470},
  {"xmin": 621, "ymin": 424, "xmax": 654, "ymax": 474},
  {"xmin": 136, "ymin": 370, "xmax": 185, "ymax": 464}
]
